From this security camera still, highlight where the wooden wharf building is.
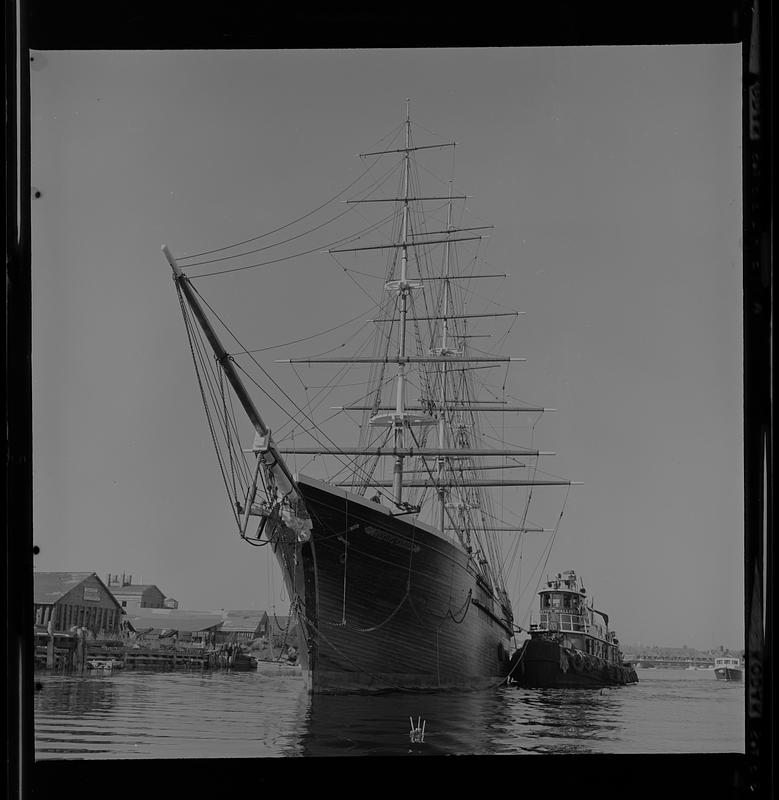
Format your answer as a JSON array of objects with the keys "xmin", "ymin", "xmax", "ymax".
[
  {"xmin": 105, "ymin": 573, "xmax": 168, "ymax": 610},
  {"xmin": 216, "ymin": 610, "xmax": 268, "ymax": 644},
  {"xmin": 125, "ymin": 609, "xmax": 225, "ymax": 645},
  {"xmin": 34, "ymin": 572, "xmax": 123, "ymax": 636}
]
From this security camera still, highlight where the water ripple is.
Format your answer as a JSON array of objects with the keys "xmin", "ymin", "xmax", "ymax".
[{"xmin": 34, "ymin": 668, "xmax": 743, "ymax": 758}]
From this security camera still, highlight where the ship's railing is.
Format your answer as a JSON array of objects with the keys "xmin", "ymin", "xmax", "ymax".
[{"xmin": 537, "ymin": 612, "xmax": 588, "ymax": 633}]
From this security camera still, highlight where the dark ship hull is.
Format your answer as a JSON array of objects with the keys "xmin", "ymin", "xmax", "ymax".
[
  {"xmin": 714, "ymin": 667, "xmax": 743, "ymax": 682},
  {"xmin": 271, "ymin": 475, "xmax": 513, "ymax": 693},
  {"xmin": 509, "ymin": 637, "xmax": 638, "ymax": 688}
]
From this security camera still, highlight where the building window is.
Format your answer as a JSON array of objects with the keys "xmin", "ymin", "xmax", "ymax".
[{"xmin": 122, "ymin": 600, "xmax": 127, "ymax": 607}]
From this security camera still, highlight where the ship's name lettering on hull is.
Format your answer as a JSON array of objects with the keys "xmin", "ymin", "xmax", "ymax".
[{"xmin": 364, "ymin": 525, "xmax": 420, "ymax": 552}]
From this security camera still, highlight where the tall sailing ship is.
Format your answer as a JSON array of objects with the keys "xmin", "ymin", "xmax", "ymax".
[{"xmin": 164, "ymin": 106, "xmax": 577, "ymax": 693}]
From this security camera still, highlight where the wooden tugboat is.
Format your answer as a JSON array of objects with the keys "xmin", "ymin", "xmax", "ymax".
[
  {"xmin": 509, "ymin": 570, "xmax": 638, "ymax": 688},
  {"xmin": 713, "ymin": 656, "xmax": 743, "ymax": 681}
]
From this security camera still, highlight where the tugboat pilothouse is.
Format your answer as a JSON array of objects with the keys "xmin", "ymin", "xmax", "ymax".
[{"xmin": 510, "ymin": 570, "xmax": 638, "ymax": 688}]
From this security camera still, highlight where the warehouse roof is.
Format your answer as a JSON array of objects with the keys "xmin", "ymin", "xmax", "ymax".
[
  {"xmin": 125, "ymin": 608, "xmax": 221, "ymax": 619},
  {"xmin": 108, "ymin": 584, "xmax": 165, "ymax": 597},
  {"xmin": 126, "ymin": 610, "xmax": 224, "ymax": 633},
  {"xmin": 220, "ymin": 609, "xmax": 267, "ymax": 632},
  {"xmin": 34, "ymin": 572, "xmax": 103, "ymax": 604}
]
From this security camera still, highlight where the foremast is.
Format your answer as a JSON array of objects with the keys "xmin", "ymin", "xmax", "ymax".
[
  {"xmin": 392, "ymin": 100, "xmax": 413, "ymax": 505},
  {"xmin": 371, "ymin": 102, "xmax": 441, "ymax": 507}
]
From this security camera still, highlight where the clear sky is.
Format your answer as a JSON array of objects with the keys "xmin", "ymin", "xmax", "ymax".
[{"xmin": 30, "ymin": 46, "xmax": 742, "ymax": 651}]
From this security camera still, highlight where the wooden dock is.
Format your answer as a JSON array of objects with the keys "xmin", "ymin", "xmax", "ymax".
[
  {"xmin": 122, "ymin": 649, "xmax": 216, "ymax": 670},
  {"xmin": 34, "ymin": 632, "xmax": 79, "ymax": 671},
  {"xmin": 33, "ymin": 631, "xmax": 278, "ymax": 673},
  {"xmin": 34, "ymin": 637, "xmax": 254, "ymax": 672}
]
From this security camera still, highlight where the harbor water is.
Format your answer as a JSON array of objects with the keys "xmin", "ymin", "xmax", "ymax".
[{"xmin": 34, "ymin": 667, "xmax": 743, "ymax": 759}]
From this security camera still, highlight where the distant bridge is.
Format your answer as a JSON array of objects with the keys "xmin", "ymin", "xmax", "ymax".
[{"xmin": 625, "ymin": 654, "xmax": 716, "ymax": 668}]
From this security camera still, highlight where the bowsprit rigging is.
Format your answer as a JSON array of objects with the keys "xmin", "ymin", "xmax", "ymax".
[{"xmin": 164, "ymin": 104, "xmax": 578, "ymax": 693}]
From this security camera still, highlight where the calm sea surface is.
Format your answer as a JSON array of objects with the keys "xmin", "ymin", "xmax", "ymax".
[{"xmin": 34, "ymin": 667, "xmax": 744, "ymax": 759}]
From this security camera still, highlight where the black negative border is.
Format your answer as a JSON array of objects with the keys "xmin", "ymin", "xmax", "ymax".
[{"xmin": 5, "ymin": 2, "xmax": 772, "ymax": 797}]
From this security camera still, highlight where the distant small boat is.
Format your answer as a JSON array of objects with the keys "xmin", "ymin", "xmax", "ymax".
[
  {"xmin": 714, "ymin": 656, "xmax": 743, "ymax": 681},
  {"xmin": 229, "ymin": 652, "xmax": 258, "ymax": 672},
  {"xmin": 87, "ymin": 658, "xmax": 122, "ymax": 670}
]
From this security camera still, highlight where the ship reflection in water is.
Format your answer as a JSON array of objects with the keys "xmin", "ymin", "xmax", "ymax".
[
  {"xmin": 34, "ymin": 668, "xmax": 742, "ymax": 758},
  {"xmin": 300, "ymin": 689, "xmax": 514, "ymax": 756},
  {"xmin": 301, "ymin": 685, "xmax": 625, "ymax": 756}
]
